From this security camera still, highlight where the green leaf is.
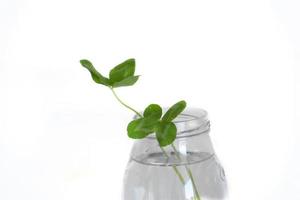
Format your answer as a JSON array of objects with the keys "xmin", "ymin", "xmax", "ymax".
[
  {"xmin": 155, "ymin": 121, "xmax": 177, "ymax": 147},
  {"xmin": 143, "ymin": 104, "xmax": 162, "ymax": 120},
  {"xmin": 112, "ymin": 75, "xmax": 139, "ymax": 88},
  {"xmin": 109, "ymin": 58, "xmax": 135, "ymax": 84},
  {"xmin": 127, "ymin": 117, "xmax": 158, "ymax": 139},
  {"xmin": 80, "ymin": 59, "xmax": 111, "ymax": 86},
  {"xmin": 162, "ymin": 100, "xmax": 187, "ymax": 122}
]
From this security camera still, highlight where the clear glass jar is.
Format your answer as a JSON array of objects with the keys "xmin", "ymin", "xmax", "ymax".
[{"xmin": 123, "ymin": 108, "xmax": 228, "ymax": 200}]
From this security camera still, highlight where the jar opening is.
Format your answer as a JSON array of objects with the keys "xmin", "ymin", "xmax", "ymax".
[{"xmin": 145, "ymin": 108, "xmax": 210, "ymax": 139}]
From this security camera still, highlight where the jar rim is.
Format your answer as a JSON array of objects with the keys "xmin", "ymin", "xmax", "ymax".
[{"xmin": 142, "ymin": 108, "xmax": 210, "ymax": 139}]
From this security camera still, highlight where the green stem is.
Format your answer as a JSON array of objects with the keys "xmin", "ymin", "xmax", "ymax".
[
  {"xmin": 171, "ymin": 143, "xmax": 201, "ymax": 200},
  {"xmin": 110, "ymin": 88, "xmax": 142, "ymax": 118},
  {"xmin": 160, "ymin": 147, "xmax": 185, "ymax": 185},
  {"xmin": 109, "ymin": 88, "xmax": 186, "ymax": 186}
]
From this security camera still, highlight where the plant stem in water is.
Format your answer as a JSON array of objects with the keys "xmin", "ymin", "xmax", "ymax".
[
  {"xmin": 160, "ymin": 146, "xmax": 185, "ymax": 185},
  {"xmin": 171, "ymin": 143, "xmax": 201, "ymax": 200}
]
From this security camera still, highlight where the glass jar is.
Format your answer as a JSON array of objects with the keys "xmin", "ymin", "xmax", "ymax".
[{"xmin": 123, "ymin": 108, "xmax": 228, "ymax": 200}]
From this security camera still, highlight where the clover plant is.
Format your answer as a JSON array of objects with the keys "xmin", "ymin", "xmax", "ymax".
[
  {"xmin": 80, "ymin": 58, "xmax": 201, "ymax": 200},
  {"xmin": 80, "ymin": 58, "xmax": 186, "ymax": 147}
]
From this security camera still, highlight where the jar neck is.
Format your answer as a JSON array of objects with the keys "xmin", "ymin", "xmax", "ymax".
[
  {"xmin": 144, "ymin": 108, "xmax": 210, "ymax": 139},
  {"xmin": 130, "ymin": 131, "xmax": 215, "ymax": 166},
  {"xmin": 130, "ymin": 108, "xmax": 214, "ymax": 166}
]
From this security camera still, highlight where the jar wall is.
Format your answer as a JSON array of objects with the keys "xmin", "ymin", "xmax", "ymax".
[{"xmin": 123, "ymin": 108, "xmax": 228, "ymax": 200}]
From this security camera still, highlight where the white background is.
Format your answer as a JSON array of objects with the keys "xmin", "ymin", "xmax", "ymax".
[{"xmin": 0, "ymin": 0, "xmax": 299, "ymax": 199}]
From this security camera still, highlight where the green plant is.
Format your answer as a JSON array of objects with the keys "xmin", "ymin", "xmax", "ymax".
[{"xmin": 80, "ymin": 58, "xmax": 201, "ymax": 200}]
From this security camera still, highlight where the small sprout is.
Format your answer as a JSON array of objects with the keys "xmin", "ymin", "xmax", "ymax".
[{"xmin": 80, "ymin": 58, "xmax": 139, "ymax": 88}]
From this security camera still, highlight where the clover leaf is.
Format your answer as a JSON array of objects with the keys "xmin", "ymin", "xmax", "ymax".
[
  {"xmin": 109, "ymin": 58, "xmax": 138, "ymax": 87},
  {"xmin": 80, "ymin": 59, "xmax": 111, "ymax": 86},
  {"xmin": 143, "ymin": 104, "xmax": 162, "ymax": 120},
  {"xmin": 155, "ymin": 121, "xmax": 177, "ymax": 147},
  {"xmin": 80, "ymin": 58, "xmax": 139, "ymax": 88},
  {"xmin": 127, "ymin": 117, "xmax": 159, "ymax": 139},
  {"xmin": 162, "ymin": 100, "xmax": 187, "ymax": 122},
  {"xmin": 112, "ymin": 75, "xmax": 139, "ymax": 88}
]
